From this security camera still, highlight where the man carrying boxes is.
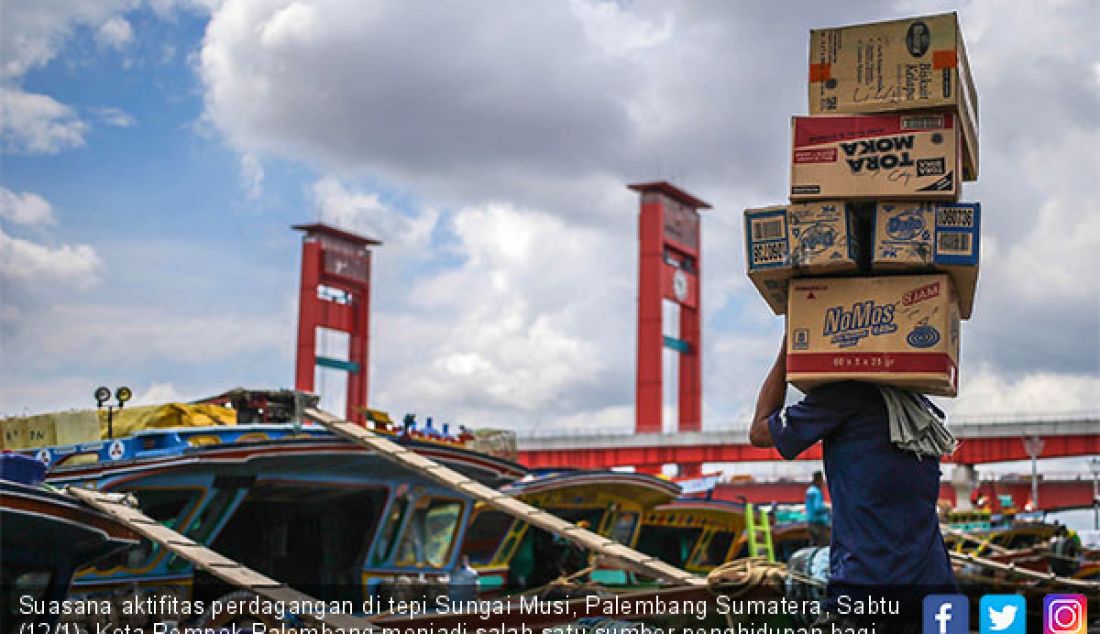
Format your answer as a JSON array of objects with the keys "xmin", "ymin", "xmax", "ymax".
[{"xmin": 746, "ymin": 12, "xmax": 978, "ymax": 632}]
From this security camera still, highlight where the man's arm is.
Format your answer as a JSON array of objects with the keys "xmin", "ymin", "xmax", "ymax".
[{"xmin": 748, "ymin": 335, "xmax": 787, "ymax": 448}]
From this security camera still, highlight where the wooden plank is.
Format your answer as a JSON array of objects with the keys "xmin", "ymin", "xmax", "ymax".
[
  {"xmin": 948, "ymin": 551, "xmax": 1100, "ymax": 590},
  {"xmin": 66, "ymin": 486, "xmax": 377, "ymax": 630},
  {"xmin": 306, "ymin": 407, "xmax": 705, "ymax": 587}
]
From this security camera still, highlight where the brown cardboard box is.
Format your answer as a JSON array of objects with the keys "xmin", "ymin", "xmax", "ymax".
[
  {"xmin": 786, "ymin": 273, "xmax": 960, "ymax": 396},
  {"xmin": 0, "ymin": 418, "xmax": 26, "ymax": 450},
  {"xmin": 808, "ymin": 12, "xmax": 978, "ymax": 180},
  {"xmin": 791, "ymin": 112, "xmax": 961, "ymax": 201},
  {"xmin": 871, "ymin": 201, "xmax": 980, "ymax": 318},
  {"xmin": 745, "ymin": 201, "xmax": 859, "ymax": 314},
  {"xmin": 23, "ymin": 415, "xmax": 56, "ymax": 447},
  {"xmin": 53, "ymin": 410, "xmax": 101, "ymax": 446},
  {"xmin": 0, "ymin": 410, "xmax": 100, "ymax": 450}
]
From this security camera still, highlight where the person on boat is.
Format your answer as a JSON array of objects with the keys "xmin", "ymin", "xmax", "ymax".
[
  {"xmin": 747, "ymin": 335, "xmax": 957, "ymax": 631},
  {"xmin": 805, "ymin": 471, "xmax": 830, "ymax": 547}
]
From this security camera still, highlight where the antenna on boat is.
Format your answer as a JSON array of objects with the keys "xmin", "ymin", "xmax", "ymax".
[{"xmin": 95, "ymin": 385, "xmax": 131, "ymax": 439}]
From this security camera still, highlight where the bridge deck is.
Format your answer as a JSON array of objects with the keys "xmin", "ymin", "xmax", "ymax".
[{"xmin": 517, "ymin": 417, "xmax": 1100, "ymax": 468}]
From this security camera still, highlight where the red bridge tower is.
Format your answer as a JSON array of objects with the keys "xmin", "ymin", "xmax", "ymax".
[
  {"xmin": 293, "ymin": 223, "xmax": 381, "ymax": 425},
  {"xmin": 630, "ymin": 182, "xmax": 710, "ymax": 465}
]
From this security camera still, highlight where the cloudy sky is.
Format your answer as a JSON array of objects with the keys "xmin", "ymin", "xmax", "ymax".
[{"xmin": 2, "ymin": 1, "xmax": 1098, "ymax": 441}]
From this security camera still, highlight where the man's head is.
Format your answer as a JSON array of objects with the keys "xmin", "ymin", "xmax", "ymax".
[{"xmin": 812, "ymin": 471, "xmax": 824, "ymax": 487}]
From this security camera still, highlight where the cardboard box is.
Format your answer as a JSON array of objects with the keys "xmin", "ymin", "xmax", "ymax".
[
  {"xmin": 23, "ymin": 415, "xmax": 57, "ymax": 447},
  {"xmin": 808, "ymin": 12, "xmax": 978, "ymax": 180},
  {"xmin": 791, "ymin": 112, "xmax": 961, "ymax": 201},
  {"xmin": 0, "ymin": 410, "xmax": 100, "ymax": 450},
  {"xmin": 745, "ymin": 201, "xmax": 859, "ymax": 314},
  {"xmin": 872, "ymin": 201, "xmax": 980, "ymax": 319},
  {"xmin": 786, "ymin": 274, "xmax": 960, "ymax": 396},
  {"xmin": 0, "ymin": 418, "xmax": 26, "ymax": 450},
  {"xmin": 53, "ymin": 410, "xmax": 101, "ymax": 445}
]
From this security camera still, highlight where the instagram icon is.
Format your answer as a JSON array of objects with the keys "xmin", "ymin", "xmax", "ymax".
[{"xmin": 1044, "ymin": 594, "xmax": 1087, "ymax": 634}]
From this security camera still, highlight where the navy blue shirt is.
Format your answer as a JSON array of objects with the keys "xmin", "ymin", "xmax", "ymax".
[{"xmin": 768, "ymin": 381, "xmax": 955, "ymax": 613}]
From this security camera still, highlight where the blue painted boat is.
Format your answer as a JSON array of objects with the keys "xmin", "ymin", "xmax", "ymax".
[
  {"xmin": 23, "ymin": 390, "xmax": 527, "ymax": 625},
  {"xmin": 1, "ymin": 478, "xmax": 139, "ymax": 627}
]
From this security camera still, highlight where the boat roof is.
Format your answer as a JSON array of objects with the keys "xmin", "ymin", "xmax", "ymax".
[
  {"xmin": 644, "ymin": 499, "xmax": 747, "ymax": 529},
  {"xmin": 503, "ymin": 469, "xmax": 680, "ymax": 508},
  {"xmin": 32, "ymin": 423, "xmax": 527, "ymax": 488},
  {"xmin": 1, "ymin": 479, "xmax": 139, "ymax": 567}
]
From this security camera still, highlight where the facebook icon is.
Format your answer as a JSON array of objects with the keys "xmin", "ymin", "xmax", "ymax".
[{"xmin": 924, "ymin": 594, "xmax": 969, "ymax": 634}]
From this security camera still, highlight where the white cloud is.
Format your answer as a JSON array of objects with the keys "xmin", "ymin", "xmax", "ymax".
[
  {"xmin": 946, "ymin": 364, "xmax": 1100, "ymax": 419},
  {"xmin": 0, "ymin": 1, "xmax": 138, "ymax": 79},
  {"xmin": 0, "ymin": 1, "xmax": 210, "ymax": 156},
  {"xmin": 149, "ymin": 0, "xmax": 223, "ymax": 18},
  {"xmin": 0, "ymin": 227, "xmax": 102, "ymax": 289},
  {"xmin": 3, "ymin": 301, "xmax": 289, "ymax": 370},
  {"xmin": 91, "ymin": 106, "xmax": 137, "ymax": 128},
  {"xmin": 194, "ymin": 0, "xmax": 1100, "ymax": 426},
  {"xmin": 96, "ymin": 15, "xmax": 135, "ymax": 50},
  {"xmin": 568, "ymin": 0, "xmax": 674, "ymax": 58},
  {"xmin": 311, "ymin": 177, "xmax": 391, "ymax": 236},
  {"xmin": 0, "ymin": 187, "xmax": 55, "ymax": 225},
  {"xmin": 132, "ymin": 382, "xmax": 186, "ymax": 405},
  {"xmin": 371, "ymin": 201, "xmax": 623, "ymax": 425},
  {"xmin": 5, "ymin": 1, "xmax": 1096, "ymax": 431},
  {"xmin": 239, "ymin": 152, "xmax": 264, "ymax": 200},
  {"xmin": 0, "ymin": 87, "xmax": 87, "ymax": 154}
]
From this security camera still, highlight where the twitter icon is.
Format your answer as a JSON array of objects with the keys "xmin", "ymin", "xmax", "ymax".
[{"xmin": 981, "ymin": 594, "xmax": 1026, "ymax": 633}]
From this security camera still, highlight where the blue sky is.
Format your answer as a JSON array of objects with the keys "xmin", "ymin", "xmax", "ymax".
[{"xmin": 2, "ymin": 1, "xmax": 1098, "ymax": 448}]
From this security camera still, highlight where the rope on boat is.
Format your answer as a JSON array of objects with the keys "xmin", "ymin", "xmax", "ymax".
[
  {"xmin": 306, "ymin": 406, "xmax": 706, "ymax": 587},
  {"xmin": 706, "ymin": 557, "xmax": 795, "ymax": 597},
  {"xmin": 948, "ymin": 550, "xmax": 1100, "ymax": 592},
  {"xmin": 65, "ymin": 485, "xmax": 378, "ymax": 630}
]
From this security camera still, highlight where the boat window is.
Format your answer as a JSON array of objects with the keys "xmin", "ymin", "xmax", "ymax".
[
  {"xmin": 206, "ymin": 484, "xmax": 387, "ymax": 603},
  {"xmin": 460, "ymin": 510, "xmax": 514, "ymax": 565},
  {"xmin": 187, "ymin": 487, "xmax": 241, "ymax": 542},
  {"xmin": 91, "ymin": 487, "xmax": 200, "ymax": 572},
  {"xmin": 691, "ymin": 530, "xmax": 735, "ymax": 568},
  {"xmin": 395, "ymin": 498, "xmax": 463, "ymax": 568},
  {"xmin": 371, "ymin": 497, "xmax": 409, "ymax": 566},
  {"xmin": 554, "ymin": 508, "xmax": 604, "ymax": 531},
  {"xmin": 608, "ymin": 512, "xmax": 638, "ymax": 545},
  {"xmin": 167, "ymin": 487, "xmax": 244, "ymax": 572},
  {"xmin": 493, "ymin": 522, "xmax": 529, "ymax": 566},
  {"xmin": 131, "ymin": 487, "xmax": 201, "ymax": 528},
  {"xmin": 635, "ymin": 525, "xmax": 702, "ymax": 568}
]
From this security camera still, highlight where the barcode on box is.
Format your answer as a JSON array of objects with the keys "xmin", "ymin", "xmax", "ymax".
[
  {"xmin": 936, "ymin": 206, "xmax": 974, "ymax": 228},
  {"xmin": 901, "ymin": 114, "xmax": 946, "ymax": 130},
  {"xmin": 937, "ymin": 232, "xmax": 971, "ymax": 255},
  {"xmin": 752, "ymin": 218, "xmax": 785, "ymax": 241}
]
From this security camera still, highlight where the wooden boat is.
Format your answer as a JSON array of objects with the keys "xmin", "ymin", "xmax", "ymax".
[
  {"xmin": 635, "ymin": 499, "xmax": 748, "ymax": 573},
  {"xmin": 24, "ymin": 393, "xmax": 527, "ymax": 627},
  {"xmin": 1, "ymin": 478, "xmax": 138, "ymax": 629},
  {"xmin": 460, "ymin": 470, "xmax": 680, "ymax": 591}
]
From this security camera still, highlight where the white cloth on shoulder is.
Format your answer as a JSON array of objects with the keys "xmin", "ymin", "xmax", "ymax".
[{"xmin": 877, "ymin": 385, "xmax": 958, "ymax": 459}]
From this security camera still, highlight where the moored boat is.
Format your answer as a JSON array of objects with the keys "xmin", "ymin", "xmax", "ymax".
[
  {"xmin": 461, "ymin": 469, "xmax": 681, "ymax": 592},
  {"xmin": 1, "ymin": 460, "xmax": 139, "ymax": 631},
  {"xmin": 16, "ymin": 391, "xmax": 528, "ymax": 626}
]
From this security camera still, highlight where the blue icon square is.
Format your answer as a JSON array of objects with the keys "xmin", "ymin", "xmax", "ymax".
[
  {"xmin": 981, "ymin": 594, "xmax": 1026, "ymax": 633},
  {"xmin": 924, "ymin": 594, "xmax": 969, "ymax": 634}
]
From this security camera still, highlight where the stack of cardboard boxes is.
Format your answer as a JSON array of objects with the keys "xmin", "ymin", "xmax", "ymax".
[{"xmin": 745, "ymin": 13, "xmax": 980, "ymax": 397}]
